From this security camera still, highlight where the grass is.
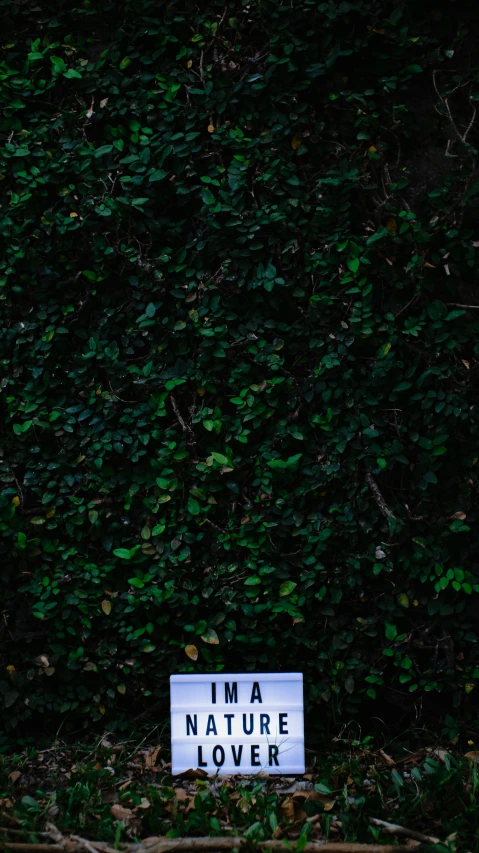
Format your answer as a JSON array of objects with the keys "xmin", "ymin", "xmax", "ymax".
[{"xmin": 1, "ymin": 727, "xmax": 478, "ymax": 852}]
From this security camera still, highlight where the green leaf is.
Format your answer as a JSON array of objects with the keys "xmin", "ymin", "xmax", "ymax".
[
  {"xmin": 385, "ymin": 623, "xmax": 397, "ymax": 641},
  {"xmin": 279, "ymin": 581, "xmax": 297, "ymax": 597},
  {"xmin": 211, "ymin": 451, "xmax": 229, "ymax": 465},
  {"xmin": 50, "ymin": 56, "xmax": 67, "ymax": 73},
  {"xmin": 113, "ymin": 548, "xmax": 132, "ymax": 560},
  {"xmin": 187, "ymin": 497, "xmax": 201, "ymax": 515}
]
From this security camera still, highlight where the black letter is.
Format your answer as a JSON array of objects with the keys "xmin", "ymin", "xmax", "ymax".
[
  {"xmin": 279, "ymin": 713, "xmax": 288, "ymax": 734},
  {"xmin": 186, "ymin": 714, "xmax": 197, "ymax": 736},
  {"xmin": 198, "ymin": 746, "xmax": 207, "ymax": 767},
  {"xmin": 213, "ymin": 745, "xmax": 225, "ymax": 767},
  {"xmin": 250, "ymin": 682, "xmax": 262, "ymax": 703},
  {"xmin": 243, "ymin": 713, "xmax": 254, "ymax": 734},
  {"xmin": 224, "ymin": 713, "xmax": 235, "ymax": 735},
  {"xmin": 269, "ymin": 745, "xmax": 279, "ymax": 767},
  {"xmin": 211, "ymin": 682, "xmax": 216, "ymax": 704},
  {"xmin": 231, "ymin": 745, "xmax": 243, "ymax": 767},
  {"xmin": 225, "ymin": 682, "xmax": 238, "ymax": 703},
  {"xmin": 260, "ymin": 713, "xmax": 270, "ymax": 735},
  {"xmin": 206, "ymin": 714, "xmax": 217, "ymax": 736},
  {"xmin": 251, "ymin": 744, "xmax": 261, "ymax": 766}
]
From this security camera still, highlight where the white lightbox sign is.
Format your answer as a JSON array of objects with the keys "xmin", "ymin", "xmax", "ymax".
[{"xmin": 170, "ymin": 672, "xmax": 304, "ymax": 775}]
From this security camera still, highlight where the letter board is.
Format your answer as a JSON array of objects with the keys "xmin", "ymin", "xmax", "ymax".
[{"xmin": 170, "ymin": 672, "xmax": 304, "ymax": 775}]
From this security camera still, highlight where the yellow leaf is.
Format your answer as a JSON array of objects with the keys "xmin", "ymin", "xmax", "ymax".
[
  {"xmin": 207, "ymin": 124, "xmax": 215, "ymax": 133},
  {"xmin": 185, "ymin": 644, "xmax": 198, "ymax": 660},
  {"xmin": 46, "ymin": 151, "xmax": 53, "ymax": 157},
  {"xmin": 413, "ymin": 599, "xmax": 419, "ymax": 607},
  {"xmin": 187, "ymin": 60, "xmax": 192, "ymax": 69},
  {"xmin": 12, "ymin": 496, "xmax": 20, "ymax": 506},
  {"xmin": 101, "ymin": 599, "xmax": 112, "ymax": 615},
  {"xmin": 69, "ymin": 212, "xmax": 78, "ymax": 218},
  {"xmin": 368, "ymin": 145, "xmax": 377, "ymax": 153},
  {"xmin": 465, "ymin": 683, "xmax": 475, "ymax": 694},
  {"xmin": 46, "ymin": 507, "xmax": 56, "ymax": 518},
  {"xmin": 291, "ymin": 135, "xmax": 301, "ymax": 150},
  {"xmin": 6, "ymin": 665, "xmax": 15, "ymax": 673},
  {"xmin": 201, "ymin": 628, "xmax": 219, "ymax": 645},
  {"xmin": 96, "ymin": 388, "xmax": 102, "ymax": 395},
  {"xmin": 99, "ymin": 705, "xmax": 106, "ymax": 714},
  {"xmin": 397, "ymin": 593, "xmax": 409, "ymax": 608},
  {"xmin": 386, "ymin": 218, "xmax": 397, "ymax": 233},
  {"xmin": 117, "ymin": 683, "xmax": 126, "ymax": 694}
]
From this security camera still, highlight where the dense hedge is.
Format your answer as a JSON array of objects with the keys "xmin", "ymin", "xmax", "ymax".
[{"xmin": 1, "ymin": 0, "xmax": 479, "ymax": 735}]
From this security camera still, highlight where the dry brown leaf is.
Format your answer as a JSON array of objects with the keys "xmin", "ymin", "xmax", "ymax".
[
  {"xmin": 280, "ymin": 797, "xmax": 295, "ymax": 821},
  {"xmin": 379, "ymin": 749, "xmax": 395, "ymax": 765},
  {"xmin": 185, "ymin": 644, "xmax": 198, "ymax": 661},
  {"xmin": 180, "ymin": 767, "xmax": 208, "ymax": 780},
  {"xmin": 291, "ymin": 136, "xmax": 302, "ymax": 150},
  {"xmin": 137, "ymin": 797, "xmax": 150, "ymax": 810},
  {"xmin": 174, "ymin": 788, "xmax": 190, "ymax": 802},
  {"xmin": 452, "ymin": 511, "xmax": 466, "ymax": 520},
  {"xmin": 465, "ymin": 751, "xmax": 479, "ymax": 761},
  {"xmin": 110, "ymin": 804, "xmax": 133, "ymax": 821},
  {"xmin": 8, "ymin": 771, "xmax": 21, "ymax": 783},
  {"xmin": 145, "ymin": 745, "xmax": 162, "ymax": 769}
]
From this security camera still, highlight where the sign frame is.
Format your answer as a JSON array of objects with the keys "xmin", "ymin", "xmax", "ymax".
[{"xmin": 170, "ymin": 671, "xmax": 305, "ymax": 776}]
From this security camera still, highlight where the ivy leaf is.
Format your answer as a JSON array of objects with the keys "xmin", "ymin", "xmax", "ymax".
[
  {"xmin": 185, "ymin": 644, "xmax": 198, "ymax": 660},
  {"xmin": 201, "ymin": 628, "xmax": 219, "ymax": 644},
  {"xmin": 280, "ymin": 581, "xmax": 297, "ymax": 597},
  {"xmin": 113, "ymin": 548, "xmax": 132, "ymax": 560},
  {"xmin": 211, "ymin": 452, "xmax": 229, "ymax": 465}
]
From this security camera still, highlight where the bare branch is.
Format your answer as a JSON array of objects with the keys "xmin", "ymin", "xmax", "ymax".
[{"xmin": 365, "ymin": 472, "xmax": 396, "ymax": 519}]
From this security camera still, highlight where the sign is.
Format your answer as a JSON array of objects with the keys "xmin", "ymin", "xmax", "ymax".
[{"xmin": 170, "ymin": 672, "xmax": 304, "ymax": 775}]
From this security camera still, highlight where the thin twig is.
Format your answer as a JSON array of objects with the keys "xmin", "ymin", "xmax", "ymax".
[
  {"xmin": 370, "ymin": 817, "xmax": 440, "ymax": 845},
  {"xmin": 446, "ymin": 303, "xmax": 479, "ymax": 309},
  {"xmin": 365, "ymin": 472, "xmax": 395, "ymax": 519}
]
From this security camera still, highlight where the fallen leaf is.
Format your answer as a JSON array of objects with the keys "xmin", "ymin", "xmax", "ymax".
[
  {"xmin": 145, "ymin": 745, "xmax": 162, "ymax": 769},
  {"xmin": 452, "ymin": 511, "xmax": 466, "ymax": 520},
  {"xmin": 465, "ymin": 751, "xmax": 479, "ymax": 761},
  {"xmin": 8, "ymin": 771, "xmax": 21, "ymax": 783},
  {"xmin": 179, "ymin": 767, "xmax": 208, "ymax": 780},
  {"xmin": 207, "ymin": 124, "xmax": 215, "ymax": 133},
  {"xmin": 280, "ymin": 797, "xmax": 295, "ymax": 821},
  {"xmin": 185, "ymin": 644, "xmax": 198, "ymax": 660},
  {"xmin": 111, "ymin": 804, "xmax": 133, "ymax": 821},
  {"xmin": 137, "ymin": 797, "xmax": 150, "ymax": 809},
  {"xmin": 100, "ymin": 98, "xmax": 108, "ymax": 108},
  {"xmin": 174, "ymin": 788, "xmax": 190, "ymax": 802}
]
